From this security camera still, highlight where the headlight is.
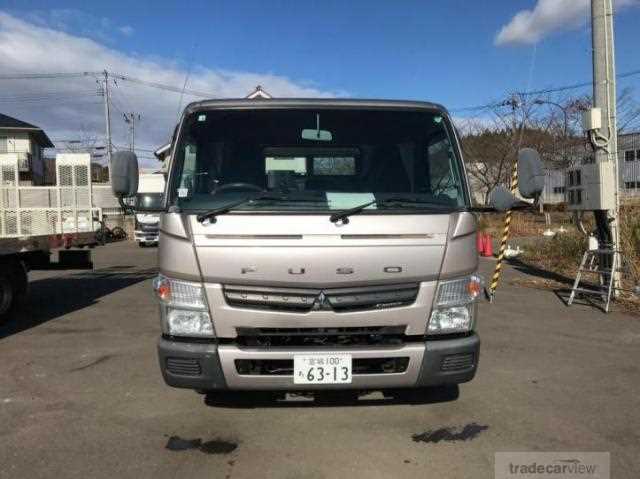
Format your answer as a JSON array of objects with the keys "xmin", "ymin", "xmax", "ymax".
[
  {"xmin": 428, "ymin": 274, "xmax": 482, "ymax": 335},
  {"xmin": 153, "ymin": 274, "xmax": 214, "ymax": 337},
  {"xmin": 165, "ymin": 308, "xmax": 213, "ymax": 337}
]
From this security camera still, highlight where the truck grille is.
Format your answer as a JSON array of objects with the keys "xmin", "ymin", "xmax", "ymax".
[
  {"xmin": 235, "ymin": 326, "xmax": 407, "ymax": 347},
  {"xmin": 235, "ymin": 357, "xmax": 410, "ymax": 376},
  {"xmin": 136, "ymin": 222, "xmax": 159, "ymax": 233},
  {"xmin": 223, "ymin": 283, "xmax": 419, "ymax": 313}
]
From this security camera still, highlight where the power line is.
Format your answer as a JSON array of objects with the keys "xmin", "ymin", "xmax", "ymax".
[
  {"xmin": 109, "ymin": 93, "xmax": 127, "ymax": 116},
  {"xmin": 123, "ymin": 112, "xmax": 141, "ymax": 151},
  {"xmin": 111, "ymin": 83, "xmax": 134, "ymax": 112},
  {"xmin": 113, "ymin": 146, "xmax": 156, "ymax": 153},
  {"xmin": 0, "ymin": 72, "xmax": 101, "ymax": 80},
  {"xmin": 2, "ymin": 67, "xmax": 638, "ymax": 111},
  {"xmin": 109, "ymin": 72, "xmax": 216, "ymax": 98},
  {"xmin": 0, "ymin": 89, "xmax": 97, "ymax": 100},
  {"xmin": 0, "ymin": 93, "xmax": 99, "ymax": 104},
  {"xmin": 450, "ymin": 67, "xmax": 640, "ymax": 113}
]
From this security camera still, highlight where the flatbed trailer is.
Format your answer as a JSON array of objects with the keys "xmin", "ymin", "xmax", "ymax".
[{"xmin": 0, "ymin": 155, "xmax": 99, "ymax": 320}]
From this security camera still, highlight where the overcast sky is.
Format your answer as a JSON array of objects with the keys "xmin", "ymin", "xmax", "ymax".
[{"xmin": 1, "ymin": 1, "xmax": 639, "ymax": 166}]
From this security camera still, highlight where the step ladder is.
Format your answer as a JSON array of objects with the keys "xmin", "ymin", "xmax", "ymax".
[{"xmin": 568, "ymin": 248, "xmax": 619, "ymax": 312}]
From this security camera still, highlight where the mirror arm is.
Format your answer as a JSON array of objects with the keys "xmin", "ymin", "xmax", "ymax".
[
  {"xmin": 118, "ymin": 197, "xmax": 135, "ymax": 216},
  {"xmin": 467, "ymin": 206, "xmax": 497, "ymax": 213},
  {"xmin": 468, "ymin": 201, "xmax": 538, "ymax": 214}
]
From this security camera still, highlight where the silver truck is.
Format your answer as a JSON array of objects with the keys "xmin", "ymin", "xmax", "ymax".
[{"xmin": 110, "ymin": 99, "xmax": 542, "ymax": 394}]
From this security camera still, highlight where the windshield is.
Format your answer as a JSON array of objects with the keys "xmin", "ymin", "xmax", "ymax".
[
  {"xmin": 170, "ymin": 108, "xmax": 468, "ymax": 212},
  {"xmin": 135, "ymin": 193, "xmax": 164, "ymax": 210}
]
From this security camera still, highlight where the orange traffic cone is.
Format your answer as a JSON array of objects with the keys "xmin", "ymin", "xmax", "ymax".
[{"xmin": 483, "ymin": 233, "xmax": 493, "ymax": 257}]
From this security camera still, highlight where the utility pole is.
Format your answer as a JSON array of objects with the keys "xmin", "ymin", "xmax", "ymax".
[
  {"xmin": 123, "ymin": 113, "xmax": 140, "ymax": 152},
  {"xmin": 100, "ymin": 70, "xmax": 112, "ymax": 176},
  {"xmin": 591, "ymin": 0, "xmax": 620, "ymax": 288}
]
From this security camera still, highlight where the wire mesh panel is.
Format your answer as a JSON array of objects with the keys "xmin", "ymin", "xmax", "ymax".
[
  {"xmin": 75, "ymin": 165, "xmax": 89, "ymax": 186},
  {"xmin": 1, "ymin": 210, "xmax": 18, "ymax": 236},
  {"xmin": 0, "ymin": 160, "xmax": 18, "ymax": 236},
  {"xmin": 1, "ymin": 154, "xmax": 98, "ymax": 238},
  {"xmin": 58, "ymin": 165, "xmax": 73, "ymax": 186}
]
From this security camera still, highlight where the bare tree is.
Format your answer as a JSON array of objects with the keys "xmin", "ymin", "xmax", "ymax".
[
  {"xmin": 459, "ymin": 87, "xmax": 640, "ymax": 203},
  {"xmin": 458, "ymin": 94, "xmax": 545, "ymax": 204}
]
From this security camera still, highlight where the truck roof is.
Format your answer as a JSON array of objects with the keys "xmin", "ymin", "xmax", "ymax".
[{"xmin": 184, "ymin": 98, "xmax": 448, "ymax": 116}]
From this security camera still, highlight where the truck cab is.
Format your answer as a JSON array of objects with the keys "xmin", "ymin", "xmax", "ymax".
[
  {"xmin": 134, "ymin": 172, "xmax": 165, "ymax": 246},
  {"xmin": 114, "ymin": 99, "xmax": 494, "ymax": 394}
]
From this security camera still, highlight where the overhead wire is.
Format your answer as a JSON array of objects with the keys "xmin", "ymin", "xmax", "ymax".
[
  {"xmin": 1, "ymin": 67, "xmax": 638, "ymax": 113},
  {"xmin": 109, "ymin": 72, "xmax": 216, "ymax": 98},
  {"xmin": 450, "ymin": 67, "xmax": 640, "ymax": 113}
]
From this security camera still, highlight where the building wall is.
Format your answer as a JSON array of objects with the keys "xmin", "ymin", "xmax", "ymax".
[
  {"xmin": 539, "ymin": 132, "xmax": 640, "ymax": 204},
  {"xmin": 466, "ymin": 133, "xmax": 640, "ymax": 206},
  {"xmin": 30, "ymin": 141, "xmax": 44, "ymax": 184},
  {"xmin": 0, "ymin": 130, "xmax": 45, "ymax": 185},
  {"xmin": 619, "ymin": 133, "xmax": 640, "ymax": 198},
  {"xmin": 0, "ymin": 130, "xmax": 31, "ymax": 153}
]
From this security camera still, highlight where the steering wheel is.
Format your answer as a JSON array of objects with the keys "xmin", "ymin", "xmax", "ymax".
[{"xmin": 211, "ymin": 182, "xmax": 264, "ymax": 195}]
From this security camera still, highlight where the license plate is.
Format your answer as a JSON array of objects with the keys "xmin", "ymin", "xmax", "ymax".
[{"xmin": 293, "ymin": 354, "xmax": 352, "ymax": 384}]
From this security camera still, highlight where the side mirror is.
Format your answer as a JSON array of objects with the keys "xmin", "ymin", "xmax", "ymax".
[
  {"xmin": 518, "ymin": 148, "xmax": 545, "ymax": 199},
  {"xmin": 110, "ymin": 151, "xmax": 139, "ymax": 198},
  {"xmin": 488, "ymin": 185, "xmax": 518, "ymax": 211}
]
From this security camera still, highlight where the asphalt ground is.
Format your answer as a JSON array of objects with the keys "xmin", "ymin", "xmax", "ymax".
[{"xmin": 1, "ymin": 241, "xmax": 639, "ymax": 478}]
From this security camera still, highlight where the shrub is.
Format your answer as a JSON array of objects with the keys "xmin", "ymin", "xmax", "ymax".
[{"xmin": 523, "ymin": 233, "xmax": 587, "ymax": 273}]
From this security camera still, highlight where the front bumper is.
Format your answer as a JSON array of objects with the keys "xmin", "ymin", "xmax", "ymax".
[
  {"xmin": 135, "ymin": 221, "xmax": 159, "ymax": 243},
  {"xmin": 134, "ymin": 231, "xmax": 159, "ymax": 243},
  {"xmin": 158, "ymin": 333, "xmax": 479, "ymax": 391}
]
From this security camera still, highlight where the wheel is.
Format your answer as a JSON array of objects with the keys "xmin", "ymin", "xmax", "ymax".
[
  {"xmin": 0, "ymin": 273, "xmax": 15, "ymax": 318},
  {"xmin": 95, "ymin": 229, "xmax": 105, "ymax": 245},
  {"xmin": 111, "ymin": 226, "xmax": 127, "ymax": 241},
  {"xmin": 138, "ymin": 242, "xmax": 147, "ymax": 248},
  {"xmin": 0, "ymin": 260, "xmax": 28, "ymax": 322}
]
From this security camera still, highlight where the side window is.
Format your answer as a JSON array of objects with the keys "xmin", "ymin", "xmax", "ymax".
[
  {"xmin": 427, "ymin": 137, "xmax": 459, "ymax": 202},
  {"xmin": 265, "ymin": 157, "xmax": 307, "ymax": 174},
  {"xmin": 180, "ymin": 143, "xmax": 197, "ymax": 191},
  {"xmin": 313, "ymin": 157, "xmax": 356, "ymax": 176}
]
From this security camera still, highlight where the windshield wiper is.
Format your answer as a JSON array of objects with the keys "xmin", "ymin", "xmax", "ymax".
[
  {"xmin": 196, "ymin": 193, "xmax": 321, "ymax": 223},
  {"xmin": 329, "ymin": 197, "xmax": 453, "ymax": 224}
]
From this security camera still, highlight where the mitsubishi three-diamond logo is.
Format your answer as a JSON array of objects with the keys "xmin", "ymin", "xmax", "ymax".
[{"xmin": 312, "ymin": 292, "xmax": 332, "ymax": 311}]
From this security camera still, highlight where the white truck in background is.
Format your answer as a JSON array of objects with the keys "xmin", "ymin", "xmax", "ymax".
[{"xmin": 134, "ymin": 172, "xmax": 166, "ymax": 247}]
